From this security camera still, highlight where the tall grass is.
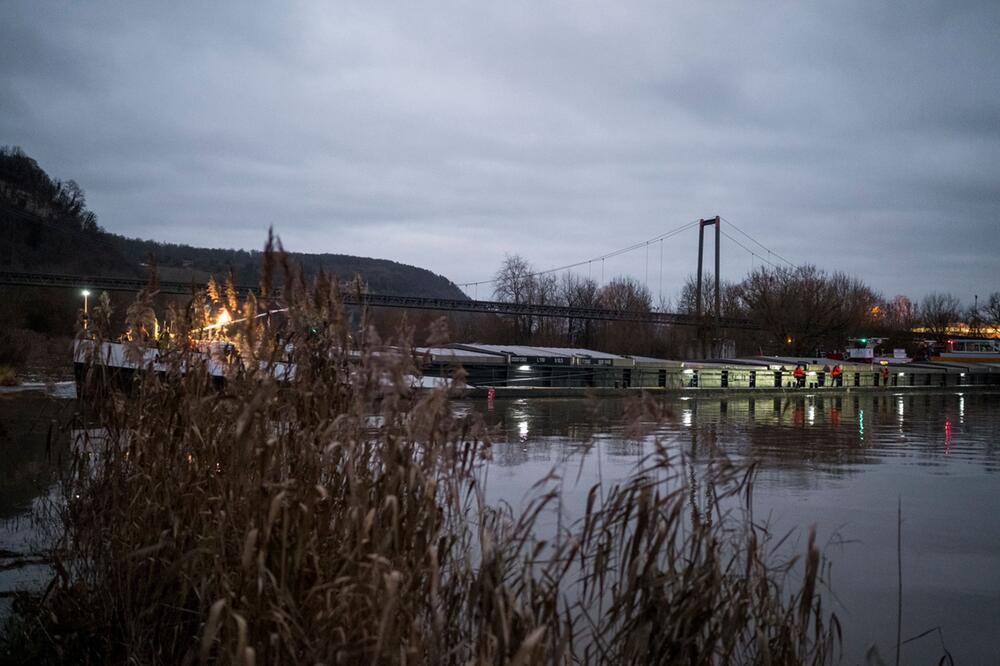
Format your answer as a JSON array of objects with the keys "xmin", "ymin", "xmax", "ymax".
[{"xmin": 28, "ymin": 242, "xmax": 838, "ymax": 664}]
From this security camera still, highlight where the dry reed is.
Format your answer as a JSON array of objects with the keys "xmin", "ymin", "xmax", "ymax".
[{"xmin": 15, "ymin": 240, "xmax": 839, "ymax": 664}]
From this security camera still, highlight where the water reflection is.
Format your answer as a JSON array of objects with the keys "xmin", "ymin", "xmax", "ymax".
[
  {"xmin": 464, "ymin": 391, "xmax": 1000, "ymax": 663},
  {"xmin": 0, "ymin": 392, "xmax": 74, "ymax": 619},
  {"xmin": 0, "ymin": 394, "xmax": 73, "ymax": 521},
  {"xmin": 475, "ymin": 392, "xmax": 1000, "ymax": 472}
]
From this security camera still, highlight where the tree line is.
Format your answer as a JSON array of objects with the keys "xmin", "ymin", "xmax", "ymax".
[
  {"xmin": 489, "ymin": 254, "xmax": 660, "ymax": 355},
  {"xmin": 470, "ymin": 253, "xmax": 996, "ymax": 358}
]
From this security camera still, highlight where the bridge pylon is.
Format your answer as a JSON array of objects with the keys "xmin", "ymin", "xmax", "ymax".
[{"xmin": 695, "ymin": 216, "xmax": 722, "ymax": 358}]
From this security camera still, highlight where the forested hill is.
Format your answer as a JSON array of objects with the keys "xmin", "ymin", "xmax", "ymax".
[
  {"xmin": 0, "ymin": 146, "xmax": 467, "ymax": 299},
  {"xmin": 117, "ymin": 237, "xmax": 466, "ymax": 299}
]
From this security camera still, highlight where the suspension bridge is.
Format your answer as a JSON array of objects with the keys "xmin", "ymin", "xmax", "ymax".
[
  {"xmin": 0, "ymin": 213, "xmax": 795, "ymax": 332},
  {"xmin": 0, "ymin": 269, "xmax": 755, "ymax": 329}
]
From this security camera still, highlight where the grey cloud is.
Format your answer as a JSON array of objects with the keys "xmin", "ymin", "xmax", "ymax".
[{"xmin": 1, "ymin": 0, "xmax": 999, "ymax": 301}]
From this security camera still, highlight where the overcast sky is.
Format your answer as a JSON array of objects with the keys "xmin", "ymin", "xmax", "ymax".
[{"xmin": 2, "ymin": 1, "xmax": 998, "ymax": 303}]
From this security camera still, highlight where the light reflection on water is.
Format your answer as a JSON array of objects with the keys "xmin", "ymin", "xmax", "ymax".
[{"xmin": 465, "ymin": 391, "xmax": 1000, "ymax": 664}]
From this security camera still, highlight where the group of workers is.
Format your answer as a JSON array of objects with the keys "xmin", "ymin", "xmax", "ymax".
[
  {"xmin": 790, "ymin": 362, "xmax": 892, "ymax": 388},
  {"xmin": 791, "ymin": 363, "xmax": 845, "ymax": 388}
]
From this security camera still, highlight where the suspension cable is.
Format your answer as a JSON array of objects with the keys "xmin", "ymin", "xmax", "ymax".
[
  {"xmin": 719, "ymin": 229, "xmax": 784, "ymax": 270},
  {"xmin": 456, "ymin": 218, "xmax": 701, "ymax": 289},
  {"xmin": 720, "ymin": 216, "xmax": 796, "ymax": 267}
]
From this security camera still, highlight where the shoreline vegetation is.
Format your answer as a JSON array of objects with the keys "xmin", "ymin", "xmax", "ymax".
[{"xmin": 1, "ymin": 243, "xmax": 839, "ymax": 664}]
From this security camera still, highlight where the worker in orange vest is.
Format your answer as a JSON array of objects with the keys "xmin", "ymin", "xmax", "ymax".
[
  {"xmin": 793, "ymin": 364, "xmax": 806, "ymax": 388},
  {"xmin": 831, "ymin": 364, "xmax": 843, "ymax": 387},
  {"xmin": 881, "ymin": 365, "xmax": 890, "ymax": 387}
]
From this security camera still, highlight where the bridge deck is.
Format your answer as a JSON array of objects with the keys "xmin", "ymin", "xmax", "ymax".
[{"xmin": 0, "ymin": 270, "xmax": 757, "ymax": 329}]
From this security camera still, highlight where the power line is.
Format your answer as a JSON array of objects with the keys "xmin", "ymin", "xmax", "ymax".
[{"xmin": 456, "ymin": 218, "xmax": 701, "ymax": 290}]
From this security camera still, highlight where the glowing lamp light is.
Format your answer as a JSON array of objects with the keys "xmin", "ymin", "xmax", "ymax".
[
  {"xmin": 81, "ymin": 289, "xmax": 92, "ymax": 330},
  {"xmin": 216, "ymin": 309, "xmax": 232, "ymax": 326},
  {"xmin": 682, "ymin": 368, "xmax": 695, "ymax": 375},
  {"xmin": 517, "ymin": 365, "xmax": 531, "ymax": 371}
]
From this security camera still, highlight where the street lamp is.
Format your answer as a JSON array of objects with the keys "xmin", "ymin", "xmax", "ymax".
[{"xmin": 82, "ymin": 290, "xmax": 91, "ymax": 330}]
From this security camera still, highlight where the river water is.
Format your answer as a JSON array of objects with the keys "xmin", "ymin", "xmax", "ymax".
[
  {"xmin": 0, "ymin": 387, "xmax": 76, "ymax": 626},
  {"xmin": 466, "ymin": 392, "xmax": 1000, "ymax": 664},
  {"xmin": 2, "ymin": 388, "xmax": 998, "ymax": 663}
]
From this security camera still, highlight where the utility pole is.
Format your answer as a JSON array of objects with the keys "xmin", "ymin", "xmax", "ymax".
[{"xmin": 695, "ymin": 217, "xmax": 722, "ymax": 358}]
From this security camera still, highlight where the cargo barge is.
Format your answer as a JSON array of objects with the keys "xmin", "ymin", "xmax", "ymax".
[{"xmin": 74, "ymin": 339, "xmax": 1000, "ymax": 398}]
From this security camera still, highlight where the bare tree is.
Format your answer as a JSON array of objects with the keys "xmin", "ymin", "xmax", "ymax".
[
  {"xmin": 597, "ymin": 276, "xmax": 653, "ymax": 354},
  {"xmin": 61, "ymin": 179, "xmax": 86, "ymax": 218},
  {"xmin": 677, "ymin": 272, "xmax": 745, "ymax": 318},
  {"xmin": 599, "ymin": 276, "xmax": 652, "ymax": 313},
  {"xmin": 966, "ymin": 300, "xmax": 985, "ymax": 337},
  {"xmin": 492, "ymin": 254, "xmax": 538, "ymax": 342},
  {"xmin": 918, "ymin": 292, "xmax": 962, "ymax": 339},
  {"xmin": 739, "ymin": 265, "xmax": 881, "ymax": 355},
  {"xmin": 882, "ymin": 295, "xmax": 916, "ymax": 331},
  {"xmin": 492, "ymin": 254, "xmax": 534, "ymax": 305},
  {"xmin": 560, "ymin": 272, "xmax": 599, "ymax": 347},
  {"xmin": 532, "ymin": 272, "xmax": 561, "ymax": 343},
  {"xmin": 982, "ymin": 292, "xmax": 1000, "ymax": 333}
]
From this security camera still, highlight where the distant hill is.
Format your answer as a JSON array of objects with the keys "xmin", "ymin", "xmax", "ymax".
[{"xmin": 0, "ymin": 146, "xmax": 467, "ymax": 299}]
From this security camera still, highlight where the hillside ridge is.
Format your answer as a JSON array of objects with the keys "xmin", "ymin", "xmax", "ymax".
[{"xmin": 0, "ymin": 146, "xmax": 467, "ymax": 300}]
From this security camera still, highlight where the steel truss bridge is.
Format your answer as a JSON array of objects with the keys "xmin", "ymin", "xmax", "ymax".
[{"xmin": 0, "ymin": 270, "xmax": 756, "ymax": 329}]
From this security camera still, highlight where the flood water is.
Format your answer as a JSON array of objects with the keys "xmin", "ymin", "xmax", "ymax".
[{"xmin": 2, "ymin": 387, "xmax": 999, "ymax": 662}]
